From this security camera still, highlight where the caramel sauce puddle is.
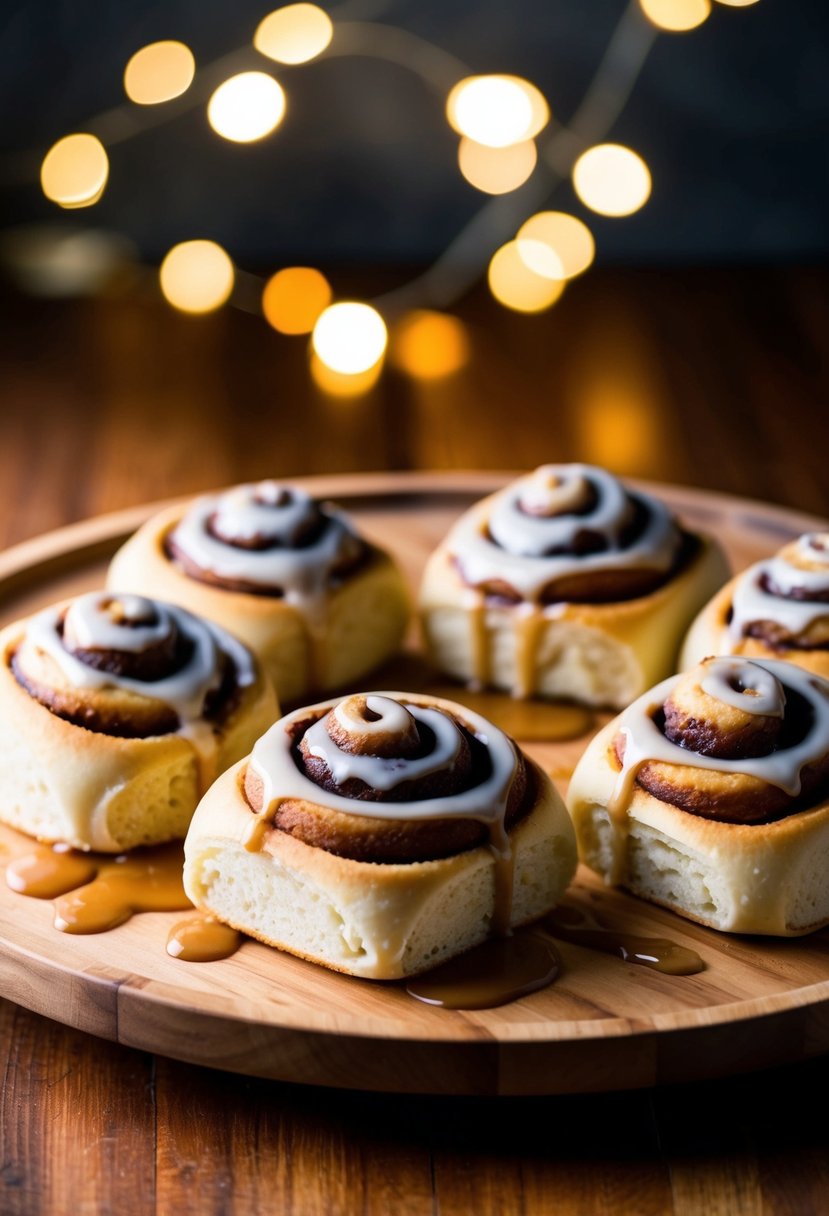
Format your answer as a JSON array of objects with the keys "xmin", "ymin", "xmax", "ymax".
[
  {"xmin": 167, "ymin": 914, "xmax": 242, "ymax": 962},
  {"xmin": 5, "ymin": 839, "xmax": 190, "ymax": 933}
]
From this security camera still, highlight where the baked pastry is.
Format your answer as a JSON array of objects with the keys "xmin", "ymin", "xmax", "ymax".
[
  {"xmin": 419, "ymin": 463, "xmax": 728, "ymax": 709},
  {"xmin": 0, "ymin": 590, "xmax": 277, "ymax": 852},
  {"xmin": 107, "ymin": 480, "xmax": 410, "ymax": 704},
  {"xmin": 183, "ymin": 690, "xmax": 577, "ymax": 979},
  {"xmin": 567, "ymin": 655, "xmax": 829, "ymax": 935},
  {"xmin": 681, "ymin": 531, "xmax": 829, "ymax": 679}
]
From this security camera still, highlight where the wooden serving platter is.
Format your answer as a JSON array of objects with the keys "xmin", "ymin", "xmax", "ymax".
[{"xmin": 0, "ymin": 472, "xmax": 827, "ymax": 1097}]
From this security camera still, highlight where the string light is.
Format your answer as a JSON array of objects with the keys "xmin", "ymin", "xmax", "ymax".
[
  {"xmin": 40, "ymin": 134, "xmax": 109, "ymax": 209},
  {"xmin": 262, "ymin": 266, "xmax": 331, "ymax": 334},
  {"xmin": 457, "ymin": 138, "xmax": 537, "ymax": 195},
  {"xmin": 310, "ymin": 353, "xmax": 383, "ymax": 396},
  {"xmin": 488, "ymin": 242, "xmax": 565, "ymax": 313},
  {"xmin": 159, "ymin": 240, "xmax": 234, "ymax": 313},
  {"xmin": 254, "ymin": 4, "xmax": 333, "ymax": 64},
  {"xmin": 516, "ymin": 212, "xmax": 595, "ymax": 280},
  {"xmin": 124, "ymin": 41, "xmax": 196, "ymax": 105},
  {"xmin": 572, "ymin": 144, "xmax": 652, "ymax": 217},
  {"xmin": 312, "ymin": 302, "xmax": 387, "ymax": 375},
  {"xmin": 207, "ymin": 72, "xmax": 286, "ymax": 143},
  {"xmin": 446, "ymin": 76, "xmax": 549, "ymax": 148},
  {"xmin": 639, "ymin": 0, "xmax": 711, "ymax": 31},
  {"xmin": 16, "ymin": 0, "xmax": 760, "ymax": 394},
  {"xmin": 391, "ymin": 311, "xmax": 471, "ymax": 379}
]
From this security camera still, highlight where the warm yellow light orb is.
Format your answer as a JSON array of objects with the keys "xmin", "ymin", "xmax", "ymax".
[
  {"xmin": 391, "ymin": 311, "xmax": 471, "ymax": 379},
  {"xmin": 40, "ymin": 134, "xmax": 109, "ymax": 209},
  {"xmin": 262, "ymin": 267, "xmax": 332, "ymax": 334},
  {"xmin": 312, "ymin": 302, "xmax": 387, "ymax": 374},
  {"xmin": 254, "ymin": 4, "xmax": 333, "ymax": 64},
  {"xmin": 124, "ymin": 40, "xmax": 196, "ymax": 104},
  {"xmin": 207, "ymin": 72, "xmax": 286, "ymax": 143},
  {"xmin": 310, "ymin": 353, "xmax": 382, "ymax": 397},
  {"xmin": 487, "ymin": 242, "xmax": 565, "ymax": 313},
  {"xmin": 446, "ymin": 75, "xmax": 549, "ymax": 148},
  {"xmin": 457, "ymin": 138, "xmax": 537, "ymax": 195},
  {"xmin": 159, "ymin": 240, "xmax": 234, "ymax": 314},
  {"xmin": 516, "ymin": 212, "xmax": 595, "ymax": 280},
  {"xmin": 714, "ymin": 0, "xmax": 760, "ymax": 6},
  {"xmin": 572, "ymin": 144, "xmax": 652, "ymax": 217},
  {"xmin": 639, "ymin": 0, "xmax": 711, "ymax": 30}
]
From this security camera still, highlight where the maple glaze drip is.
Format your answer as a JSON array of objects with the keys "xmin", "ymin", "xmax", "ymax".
[
  {"xmin": 167, "ymin": 914, "xmax": 242, "ymax": 962},
  {"xmin": 247, "ymin": 692, "xmax": 522, "ymax": 965},
  {"xmin": 447, "ymin": 464, "xmax": 682, "ymax": 697},
  {"xmin": 544, "ymin": 904, "xmax": 704, "ymax": 975},
  {"xmin": 5, "ymin": 838, "xmax": 190, "ymax": 933},
  {"xmin": 605, "ymin": 657, "xmax": 829, "ymax": 883},
  {"xmin": 21, "ymin": 591, "xmax": 254, "ymax": 792},
  {"xmin": 729, "ymin": 532, "xmax": 829, "ymax": 646},
  {"xmin": 406, "ymin": 933, "xmax": 562, "ymax": 1010}
]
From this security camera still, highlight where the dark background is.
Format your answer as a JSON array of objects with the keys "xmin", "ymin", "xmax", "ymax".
[{"xmin": 1, "ymin": 0, "xmax": 828, "ymax": 267}]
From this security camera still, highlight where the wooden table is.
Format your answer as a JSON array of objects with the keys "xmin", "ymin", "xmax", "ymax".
[{"xmin": 1, "ymin": 267, "xmax": 827, "ymax": 1215}]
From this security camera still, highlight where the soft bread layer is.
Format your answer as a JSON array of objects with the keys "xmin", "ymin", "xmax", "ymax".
[
  {"xmin": 183, "ymin": 759, "xmax": 577, "ymax": 979},
  {"xmin": 567, "ymin": 719, "xmax": 829, "ymax": 935},
  {"xmin": 0, "ymin": 623, "xmax": 277, "ymax": 852},
  {"xmin": 680, "ymin": 576, "xmax": 829, "ymax": 679},
  {"xmin": 108, "ymin": 505, "xmax": 411, "ymax": 704},
  {"xmin": 420, "ymin": 534, "xmax": 729, "ymax": 709}
]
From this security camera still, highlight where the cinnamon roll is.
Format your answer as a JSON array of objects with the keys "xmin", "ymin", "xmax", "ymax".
[
  {"xmin": 681, "ymin": 531, "xmax": 829, "ymax": 679},
  {"xmin": 107, "ymin": 481, "xmax": 410, "ymax": 704},
  {"xmin": 0, "ymin": 591, "xmax": 277, "ymax": 852},
  {"xmin": 183, "ymin": 691, "xmax": 577, "ymax": 979},
  {"xmin": 567, "ymin": 656, "xmax": 829, "ymax": 934},
  {"xmin": 419, "ymin": 464, "xmax": 728, "ymax": 709}
]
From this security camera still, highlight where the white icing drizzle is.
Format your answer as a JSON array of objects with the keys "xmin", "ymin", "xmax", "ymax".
[
  {"xmin": 170, "ymin": 481, "xmax": 362, "ymax": 611},
  {"xmin": 603, "ymin": 659, "xmax": 829, "ymax": 882},
  {"xmin": 699, "ymin": 657, "xmax": 786, "ymax": 718},
  {"xmin": 304, "ymin": 697, "xmax": 464, "ymax": 792},
  {"xmin": 26, "ymin": 592, "xmax": 255, "ymax": 785},
  {"xmin": 450, "ymin": 463, "xmax": 681, "ymax": 603},
  {"xmin": 251, "ymin": 693, "xmax": 518, "ymax": 826},
  {"xmin": 729, "ymin": 541, "xmax": 829, "ymax": 644}
]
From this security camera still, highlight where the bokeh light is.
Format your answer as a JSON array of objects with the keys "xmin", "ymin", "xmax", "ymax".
[
  {"xmin": 391, "ymin": 311, "xmax": 471, "ymax": 379},
  {"xmin": 207, "ymin": 72, "xmax": 286, "ymax": 143},
  {"xmin": 310, "ymin": 354, "xmax": 383, "ymax": 397},
  {"xmin": 254, "ymin": 4, "xmax": 333, "ymax": 64},
  {"xmin": 639, "ymin": 0, "xmax": 711, "ymax": 30},
  {"xmin": 312, "ymin": 302, "xmax": 388, "ymax": 374},
  {"xmin": 487, "ymin": 242, "xmax": 566, "ymax": 313},
  {"xmin": 262, "ymin": 267, "xmax": 332, "ymax": 334},
  {"xmin": 40, "ymin": 134, "xmax": 109, "ymax": 209},
  {"xmin": 572, "ymin": 144, "xmax": 652, "ymax": 217},
  {"xmin": 714, "ymin": 0, "xmax": 760, "ymax": 6},
  {"xmin": 446, "ymin": 76, "xmax": 549, "ymax": 148},
  {"xmin": 124, "ymin": 41, "xmax": 196, "ymax": 105},
  {"xmin": 516, "ymin": 212, "xmax": 595, "ymax": 280},
  {"xmin": 457, "ymin": 138, "xmax": 537, "ymax": 195},
  {"xmin": 159, "ymin": 240, "xmax": 234, "ymax": 314}
]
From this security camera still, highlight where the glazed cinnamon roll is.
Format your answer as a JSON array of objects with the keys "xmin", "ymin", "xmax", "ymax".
[
  {"xmin": 681, "ymin": 531, "xmax": 829, "ymax": 679},
  {"xmin": 567, "ymin": 656, "xmax": 829, "ymax": 934},
  {"xmin": 107, "ymin": 481, "xmax": 410, "ymax": 704},
  {"xmin": 183, "ymin": 691, "xmax": 577, "ymax": 978},
  {"xmin": 419, "ymin": 464, "xmax": 728, "ymax": 709},
  {"xmin": 0, "ymin": 591, "xmax": 277, "ymax": 851}
]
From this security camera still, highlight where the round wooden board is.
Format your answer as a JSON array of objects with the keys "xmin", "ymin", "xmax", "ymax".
[{"xmin": 0, "ymin": 472, "xmax": 828, "ymax": 1097}]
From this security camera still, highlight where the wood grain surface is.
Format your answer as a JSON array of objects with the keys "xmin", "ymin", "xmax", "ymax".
[
  {"xmin": 0, "ymin": 474, "xmax": 827, "ymax": 1104},
  {"xmin": 1, "ymin": 270, "xmax": 828, "ymax": 1214}
]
